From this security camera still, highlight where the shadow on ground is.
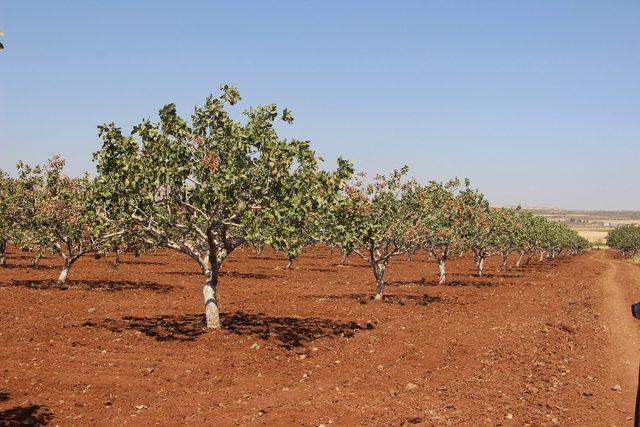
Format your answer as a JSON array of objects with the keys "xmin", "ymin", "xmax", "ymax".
[
  {"xmin": 117, "ymin": 259, "xmax": 165, "ymax": 266},
  {"xmin": 1, "ymin": 263, "xmax": 59, "ymax": 271},
  {"xmin": 0, "ymin": 393, "xmax": 52, "ymax": 426},
  {"xmin": 388, "ymin": 278, "xmax": 499, "ymax": 287},
  {"xmin": 312, "ymin": 293, "xmax": 445, "ymax": 306},
  {"xmin": 82, "ymin": 311, "xmax": 374, "ymax": 349},
  {"xmin": 3, "ymin": 279, "xmax": 172, "ymax": 293},
  {"xmin": 156, "ymin": 270, "xmax": 282, "ymax": 280}
]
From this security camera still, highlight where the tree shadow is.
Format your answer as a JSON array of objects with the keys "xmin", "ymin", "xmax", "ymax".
[
  {"xmin": 389, "ymin": 278, "xmax": 499, "ymax": 287},
  {"xmin": 388, "ymin": 278, "xmax": 433, "ymax": 287},
  {"xmin": 0, "ymin": 391, "xmax": 8, "ymax": 402},
  {"xmin": 1, "ymin": 263, "xmax": 59, "ymax": 271},
  {"xmin": 480, "ymin": 272, "xmax": 524, "ymax": 278},
  {"xmin": 83, "ymin": 311, "xmax": 374, "ymax": 349},
  {"xmin": 443, "ymin": 279, "xmax": 498, "ymax": 287},
  {"xmin": 117, "ymin": 259, "xmax": 165, "ymax": 266},
  {"xmin": 249, "ymin": 255, "xmax": 282, "ymax": 261},
  {"xmin": 83, "ymin": 314, "xmax": 206, "ymax": 342},
  {"xmin": 0, "ymin": 403, "xmax": 52, "ymax": 426},
  {"xmin": 156, "ymin": 271, "xmax": 282, "ymax": 280},
  {"xmin": 311, "ymin": 293, "xmax": 445, "ymax": 306},
  {"xmin": 4, "ymin": 279, "xmax": 172, "ymax": 293},
  {"xmin": 223, "ymin": 311, "xmax": 374, "ymax": 350},
  {"xmin": 304, "ymin": 267, "xmax": 337, "ymax": 273},
  {"xmin": 157, "ymin": 270, "xmax": 202, "ymax": 277}
]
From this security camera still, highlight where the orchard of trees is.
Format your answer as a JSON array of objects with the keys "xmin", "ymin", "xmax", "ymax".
[
  {"xmin": 0, "ymin": 85, "xmax": 590, "ymax": 328},
  {"xmin": 607, "ymin": 225, "xmax": 640, "ymax": 257}
]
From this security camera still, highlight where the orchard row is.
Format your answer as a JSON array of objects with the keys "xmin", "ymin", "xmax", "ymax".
[
  {"xmin": 0, "ymin": 85, "xmax": 589, "ymax": 328},
  {"xmin": 607, "ymin": 225, "xmax": 640, "ymax": 256}
]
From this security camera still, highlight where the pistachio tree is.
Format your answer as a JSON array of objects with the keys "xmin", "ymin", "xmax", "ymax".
[
  {"xmin": 12, "ymin": 156, "xmax": 120, "ymax": 283},
  {"xmin": 490, "ymin": 207, "xmax": 525, "ymax": 271},
  {"xmin": 411, "ymin": 179, "xmax": 467, "ymax": 284},
  {"xmin": 0, "ymin": 171, "xmax": 18, "ymax": 267},
  {"xmin": 93, "ymin": 85, "xmax": 352, "ymax": 328},
  {"xmin": 456, "ymin": 184, "xmax": 492, "ymax": 276},
  {"xmin": 327, "ymin": 167, "xmax": 414, "ymax": 300}
]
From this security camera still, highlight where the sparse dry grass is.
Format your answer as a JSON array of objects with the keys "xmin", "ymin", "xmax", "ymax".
[{"xmin": 575, "ymin": 229, "xmax": 609, "ymax": 245}]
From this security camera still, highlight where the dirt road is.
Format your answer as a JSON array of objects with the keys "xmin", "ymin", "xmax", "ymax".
[
  {"xmin": 591, "ymin": 250, "xmax": 640, "ymax": 423},
  {"xmin": 1, "ymin": 248, "xmax": 639, "ymax": 425}
]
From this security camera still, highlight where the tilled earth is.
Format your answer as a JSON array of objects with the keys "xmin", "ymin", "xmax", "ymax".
[{"xmin": 0, "ymin": 246, "xmax": 638, "ymax": 426}]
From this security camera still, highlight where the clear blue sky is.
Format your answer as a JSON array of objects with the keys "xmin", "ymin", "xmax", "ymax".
[{"xmin": 1, "ymin": 1, "xmax": 638, "ymax": 210}]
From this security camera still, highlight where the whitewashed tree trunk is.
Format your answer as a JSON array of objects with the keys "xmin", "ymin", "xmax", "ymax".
[
  {"xmin": 203, "ymin": 267, "xmax": 221, "ymax": 329},
  {"xmin": 438, "ymin": 259, "xmax": 446, "ymax": 284},
  {"xmin": 373, "ymin": 260, "xmax": 386, "ymax": 301},
  {"xmin": 538, "ymin": 250, "xmax": 545, "ymax": 262},
  {"xmin": 476, "ymin": 256, "xmax": 485, "ymax": 277},
  {"xmin": 515, "ymin": 250, "xmax": 524, "ymax": 267},
  {"xmin": 58, "ymin": 261, "xmax": 71, "ymax": 284},
  {"xmin": 286, "ymin": 258, "xmax": 294, "ymax": 269}
]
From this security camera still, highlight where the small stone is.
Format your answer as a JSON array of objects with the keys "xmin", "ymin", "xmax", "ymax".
[
  {"xmin": 250, "ymin": 342, "xmax": 260, "ymax": 350},
  {"xmin": 87, "ymin": 308, "xmax": 96, "ymax": 313},
  {"xmin": 135, "ymin": 405, "xmax": 148, "ymax": 410},
  {"xmin": 612, "ymin": 385, "xmax": 622, "ymax": 392},
  {"xmin": 505, "ymin": 413, "xmax": 513, "ymax": 420},
  {"xmin": 405, "ymin": 382, "xmax": 418, "ymax": 391}
]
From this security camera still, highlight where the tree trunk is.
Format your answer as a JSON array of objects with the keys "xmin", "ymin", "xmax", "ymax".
[
  {"xmin": 286, "ymin": 258, "xmax": 294, "ymax": 269},
  {"xmin": 499, "ymin": 251, "xmax": 509, "ymax": 271},
  {"xmin": 203, "ymin": 267, "xmax": 221, "ymax": 329},
  {"xmin": 438, "ymin": 259, "xmax": 446, "ymax": 284},
  {"xmin": 115, "ymin": 248, "xmax": 121, "ymax": 264},
  {"xmin": 525, "ymin": 251, "xmax": 534, "ymax": 265},
  {"xmin": 58, "ymin": 261, "xmax": 71, "ymax": 284},
  {"xmin": 340, "ymin": 252, "xmax": 348, "ymax": 265},
  {"xmin": 538, "ymin": 250, "xmax": 545, "ymax": 262},
  {"xmin": 515, "ymin": 251, "xmax": 524, "ymax": 267},
  {"xmin": 373, "ymin": 261, "xmax": 386, "ymax": 301},
  {"xmin": 0, "ymin": 238, "xmax": 7, "ymax": 268},
  {"xmin": 476, "ymin": 256, "xmax": 485, "ymax": 277}
]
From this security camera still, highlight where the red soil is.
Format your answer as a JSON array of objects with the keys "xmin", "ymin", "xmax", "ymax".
[{"xmin": 1, "ymin": 247, "xmax": 639, "ymax": 426}]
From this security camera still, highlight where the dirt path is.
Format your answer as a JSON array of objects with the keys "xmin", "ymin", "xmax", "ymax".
[{"xmin": 591, "ymin": 250, "xmax": 640, "ymax": 420}]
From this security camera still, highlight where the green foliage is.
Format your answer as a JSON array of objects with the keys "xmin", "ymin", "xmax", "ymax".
[
  {"xmin": 607, "ymin": 225, "xmax": 640, "ymax": 256},
  {"xmin": 10, "ymin": 156, "xmax": 119, "ymax": 282},
  {"xmin": 0, "ymin": 171, "xmax": 20, "ymax": 266},
  {"xmin": 326, "ymin": 167, "xmax": 415, "ymax": 299},
  {"xmin": 93, "ymin": 84, "xmax": 352, "ymax": 327}
]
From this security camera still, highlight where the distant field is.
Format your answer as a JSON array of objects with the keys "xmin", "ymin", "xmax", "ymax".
[{"xmin": 521, "ymin": 208, "xmax": 640, "ymax": 245}]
